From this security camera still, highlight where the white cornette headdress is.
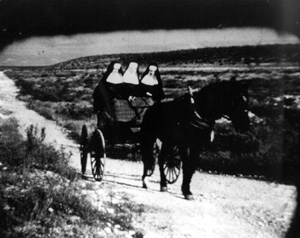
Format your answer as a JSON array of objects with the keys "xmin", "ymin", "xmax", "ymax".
[
  {"xmin": 106, "ymin": 63, "xmax": 123, "ymax": 84},
  {"xmin": 141, "ymin": 65, "xmax": 159, "ymax": 86},
  {"xmin": 123, "ymin": 62, "xmax": 139, "ymax": 85}
]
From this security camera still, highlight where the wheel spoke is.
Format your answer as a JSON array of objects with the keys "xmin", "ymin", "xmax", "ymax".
[
  {"xmin": 164, "ymin": 165, "xmax": 169, "ymax": 175},
  {"xmin": 163, "ymin": 146, "xmax": 181, "ymax": 184},
  {"xmin": 90, "ymin": 129, "xmax": 106, "ymax": 182},
  {"xmin": 170, "ymin": 169, "xmax": 175, "ymax": 182},
  {"xmin": 174, "ymin": 167, "xmax": 179, "ymax": 177},
  {"xmin": 169, "ymin": 170, "xmax": 173, "ymax": 182},
  {"xmin": 165, "ymin": 167, "xmax": 170, "ymax": 179}
]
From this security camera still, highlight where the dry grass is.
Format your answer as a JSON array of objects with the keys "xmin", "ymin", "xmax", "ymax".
[
  {"xmin": 0, "ymin": 118, "xmax": 144, "ymax": 237},
  {"xmin": 4, "ymin": 44, "xmax": 300, "ymax": 183}
]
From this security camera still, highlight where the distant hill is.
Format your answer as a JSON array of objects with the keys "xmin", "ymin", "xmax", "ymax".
[
  {"xmin": 50, "ymin": 44, "xmax": 300, "ymax": 70},
  {"xmin": 0, "ymin": 44, "xmax": 299, "ymax": 71}
]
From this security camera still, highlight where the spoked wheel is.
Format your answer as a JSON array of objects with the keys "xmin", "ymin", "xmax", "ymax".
[
  {"xmin": 146, "ymin": 141, "xmax": 161, "ymax": 176},
  {"xmin": 80, "ymin": 125, "xmax": 89, "ymax": 175},
  {"xmin": 90, "ymin": 129, "xmax": 106, "ymax": 182},
  {"xmin": 164, "ymin": 146, "xmax": 181, "ymax": 184}
]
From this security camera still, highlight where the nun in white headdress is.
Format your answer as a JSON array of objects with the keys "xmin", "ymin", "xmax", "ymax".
[
  {"xmin": 140, "ymin": 63, "xmax": 164, "ymax": 102},
  {"xmin": 103, "ymin": 61, "xmax": 124, "ymax": 99},
  {"xmin": 122, "ymin": 62, "xmax": 140, "ymax": 98},
  {"xmin": 92, "ymin": 61, "xmax": 124, "ymax": 128}
]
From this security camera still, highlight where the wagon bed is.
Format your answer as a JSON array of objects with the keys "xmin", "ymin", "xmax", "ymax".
[{"xmin": 79, "ymin": 95, "xmax": 160, "ymax": 181}]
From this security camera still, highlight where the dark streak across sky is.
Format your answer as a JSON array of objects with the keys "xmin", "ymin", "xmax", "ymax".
[{"xmin": 0, "ymin": 0, "xmax": 299, "ymax": 51}]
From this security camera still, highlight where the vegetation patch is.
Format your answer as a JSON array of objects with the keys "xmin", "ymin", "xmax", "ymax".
[{"xmin": 0, "ymin": 118, "xmax": 144, "ymax": 237}]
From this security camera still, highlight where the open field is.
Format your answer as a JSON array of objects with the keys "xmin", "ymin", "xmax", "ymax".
[
  {"xmin": 1, "ymin": 43, "xmax": 300, "ymax": 237},
  {"xmin": 3, "ymin": 44, "xmax": 300, "ymax": 184},
  {"xmin": 0, "ymin": 71, "xmax": 297, "ymax": 238}
]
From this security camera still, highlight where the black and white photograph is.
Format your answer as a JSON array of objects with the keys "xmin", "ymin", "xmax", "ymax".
[{"xmin": 0, "ymin": 0, "xmax": 299, "ymax": 237}]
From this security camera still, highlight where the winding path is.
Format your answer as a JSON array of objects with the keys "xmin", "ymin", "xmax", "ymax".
[{"xmin": 0, "ymin": 71, "xmax": 296, "ymax": 238}]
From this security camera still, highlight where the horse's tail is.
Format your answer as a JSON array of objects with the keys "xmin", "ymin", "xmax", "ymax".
[{"xmin": 140, "ymin": 105, "xmax": 160, "ymax": 175}]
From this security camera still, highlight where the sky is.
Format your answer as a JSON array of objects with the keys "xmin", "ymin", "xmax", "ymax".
[
  {"xmin": 0, "ymin": 0, "xmax": 299, "ymax": 66},
  {"xmin": 0, "ymin": 28, "xmax": 299, "ymax": 66},
  {"xmin": 1, "ymin": 1, "xmax": 299, "ymax": 42}
]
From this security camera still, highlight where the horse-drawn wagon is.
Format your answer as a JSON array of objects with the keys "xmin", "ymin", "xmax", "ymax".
[
  {"xmin": 79, "ymin": 61, "xmax": 251, "ymax": 200},
  {"xmin": 79, "ymin": 62, "xmax": 181, "ymax": 184}
]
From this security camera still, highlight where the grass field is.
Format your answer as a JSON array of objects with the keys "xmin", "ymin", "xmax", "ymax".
[{"xmin": 3, "ymin": 44, "xmax": 300, "ymax": 184}]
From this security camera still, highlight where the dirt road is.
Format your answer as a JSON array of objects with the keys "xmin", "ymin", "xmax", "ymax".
[{"xmin": 0, "ymin": 71, "xmax": 296, "ymax": 238}]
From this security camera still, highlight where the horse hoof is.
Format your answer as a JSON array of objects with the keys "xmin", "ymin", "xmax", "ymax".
[
  {"xmin": 142, "ymin": 183, "xmax": 148, "ymax": 189},
  {"xmin": 184, "ymin": 194, "xmax": 194, "ymax": 200},
  {"xmin": 160, "ymin": 186, "xmax": 168, "ymax": 192}
]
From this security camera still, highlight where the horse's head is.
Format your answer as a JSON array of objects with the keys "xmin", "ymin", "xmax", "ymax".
[
  {"xmin": 225, "ymin": 80, "xmax": 251, "ymax": 133},
  {"xmin": 194, "ymin": 80, "xmax": 251, "ymax": 133}
]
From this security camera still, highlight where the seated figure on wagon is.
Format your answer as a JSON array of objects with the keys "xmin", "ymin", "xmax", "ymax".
[{"xmin": 92, "ymin": 61, "xmax": 165, "ymax": 143}]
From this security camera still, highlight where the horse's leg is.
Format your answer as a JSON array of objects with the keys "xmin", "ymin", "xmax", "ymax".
[
  {"xmin": 181, "ymin": 147, "xmax": 198, "ymax": 200},
  {"xmin": 142, "ymin": 147, "xmax": 151, "ymax": 189},
  {"xmin": 142, "ymin": 165, "xmax": 149, "ymax": 189},
  {"xmin": 141, "ymin": 143, "xmax": 156, "ymax": 189},
  {"xmin": 140, "ymin": 105, "xmax": 161, "ymax": 190},
  {"xmin": 158, "ymin": 143, "xmax": 168, "ymax": 192}
]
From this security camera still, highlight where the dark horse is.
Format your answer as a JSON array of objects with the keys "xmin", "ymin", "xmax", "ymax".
[{"xmin": 140, "ymin": 80, "xmax": 251, "ymax": 200}]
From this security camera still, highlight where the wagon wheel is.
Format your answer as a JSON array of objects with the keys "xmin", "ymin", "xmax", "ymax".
[
  {"xmin": 164, "ymin": 146, "xmax": 181, "ymax": 184},
  {"xmin": 80, "ymin": 125, "xmax": 89, "ymax": 175},
  {"xmin": 90, "ymin": 129, "xmax": 106, "ymax": 182}
]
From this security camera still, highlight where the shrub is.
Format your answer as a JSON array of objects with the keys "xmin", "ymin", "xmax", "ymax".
[
  {"xmin": 0, "ymin": 119, "xmax": 143, "ymax": 237},
  {"xmin": 0, "ymin": 119, "xmax": 77, "ymax": 180},
  {"xmin": 0, "ymin": 173, "xmax": 128, "ymax": 237},
  {"xmin": 0, "ymin": 118, "xmax": 27, "ymax": 170},
  {"xmin": 24, "ymin": 124, "xmax": 77, "ymax": 180}
]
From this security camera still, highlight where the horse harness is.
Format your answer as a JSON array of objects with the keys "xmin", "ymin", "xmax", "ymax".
[
  {"xmin": 186, "ymin": 88, "xmax": 210, "ymax": 128},
  {"xmin": 185, "ymin": 87, "xmax": 215, "ymax": 142}
]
